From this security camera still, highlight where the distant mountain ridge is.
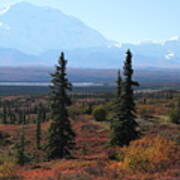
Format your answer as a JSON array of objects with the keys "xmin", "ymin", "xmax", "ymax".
[
  {"xmin": 0, "ymin": 2, "xmax": 114, "ymax": 54},
  {"xmin": 0, "ymin": 2, "xmax": 179, "ymax": 68},
  {"xmin": 0, "ymin": 39, "xmax": 180, "ymax": 68},
  {"xmin": 0, "ymin": 47, "xmax": 39, "ymax": 66}
]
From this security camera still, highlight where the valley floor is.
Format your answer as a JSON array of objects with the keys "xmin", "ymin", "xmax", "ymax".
[
  {"xmin": 0, "ymin": 115, "xmax": 180, "ymax": 180},
  {"xmin": 0, "ymin": 93, "xmax": 179, "ymax": 180}
]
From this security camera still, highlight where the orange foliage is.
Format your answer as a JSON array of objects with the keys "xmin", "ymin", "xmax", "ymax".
[
  {"xmin": 137, "ymin": 103, "xmax": 168, "ymax": 116},
  {"xmin": 0, "ymin": 104, "xmax": 179, "ymax": 180},
  {"xmin": 110, "ymin": 136, "xmax": 179, "ymax": 174}
]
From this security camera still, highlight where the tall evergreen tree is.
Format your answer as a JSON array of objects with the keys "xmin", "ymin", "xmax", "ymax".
[
  {"xmin": 42, "ymin": 109, "xmax": 47, "ymax": 122},
  {"xmin": 15, "ymin": 126, "xmax": 26, "ymax": 165},
  {"xmin": 47, "ymin": 52, "xmax": 75, "ymax": 160},
  {"xmin": 36, "ymin": 109, "xmax": 42, "ymax": 149},
  {"xmin": 2, "ymin": 105, "xmax": 7, "ymax": 124},
  {"xmin": 116, "ymin": 70, "xmax": 122, "ymax": 96},
  {"xmin": 110, "ymin": 50, "xmax": 139, "ymax": 146}
]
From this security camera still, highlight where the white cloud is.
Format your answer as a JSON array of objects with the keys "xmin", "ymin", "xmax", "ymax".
[
  {"xmin": 168, "ymin": 36, "xmax": 180, "ymax": 41},
  {"xmin": 0, "ymin": 6, "xmax": 10, "ymax": 15},
  {"xmin": 0, "ymin": 21, "xmax": 11, "ymax": 30},
  {"xmin": 165, "ymin": 51, "xmax": 175, "ymax": 60},
  {"xmin": 161, "ymin": 36, "xmax": 180, "ymax": 45}
]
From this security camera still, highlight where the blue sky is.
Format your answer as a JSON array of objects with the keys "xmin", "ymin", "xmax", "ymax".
[{"xmin": 0, "ymin": 0, "xmax": 179, "ymax": 44}]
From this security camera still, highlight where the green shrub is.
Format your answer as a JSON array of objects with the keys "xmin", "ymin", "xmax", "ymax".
[
  {"xmin": 92, "ymin": 106, "xmax": 106, "ymax": 121},
  {"xmin": 0, "ymin": 132, "xmax": 11, "ymax": 146},
  {"xmin": 169, "ymin": 100, "xmax": 180, "ymax": 124},
  {"xmin": 107, "ymin": 149, "xmax": 125, "ymax": 161},
  {"xmin": 82, "ymin": 104, "xmax": 93, "ymax": 115},
  {"xmin": 69, "ymin": 104, "xmax": 93, "ymax": 117},
  {"xmin": 170, "ymin": 109, "xmax": 180, "ymax": 124},
  {"xmin": 68, "ymin": 105, "xmax": 82, "ymax": 117}
]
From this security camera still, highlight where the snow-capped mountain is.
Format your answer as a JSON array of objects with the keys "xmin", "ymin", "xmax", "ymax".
[
  {"xmin": 0, "ymin": 2, "xmax": 179, "ymax": 68},
  {"xmin": 0, "ymin": 2, "xmax": 114, "ymax": 54}
]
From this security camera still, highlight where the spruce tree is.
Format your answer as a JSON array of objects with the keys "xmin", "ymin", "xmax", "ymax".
[
  {"xmin": 117, "ymin": 70, "xmax": 122, "ymax": 96},
  {"xmin": 15, "ymin": 126, "xmax": 26, "ymax": 165},
  {"xmin": 47, "ymin": 52, "xmax": 75, "ymax": 160},
  {"xmin": 111, "ymin": 50, "xmax": 139, "ymax": 146},
  {"xmin": 42, "ymin": 109, "xmax": 47, "ymax": 122},
  {"xmin": 2, "ymin": 105, "xmax": 7, "ymax": 124},
  {"xmin": 36, "ymin": 109, "xmax": 42, "ymax": 149}
]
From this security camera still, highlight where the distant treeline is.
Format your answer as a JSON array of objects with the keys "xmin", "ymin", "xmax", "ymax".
[
  {"xmin": 1, "ymin": 84, "xmax": 180, "ymax": 96},
  {"xmin": 1, "ymin": 67, "xmax": 180, "ymax": 85}
]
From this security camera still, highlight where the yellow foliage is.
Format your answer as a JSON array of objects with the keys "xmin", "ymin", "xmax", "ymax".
[
  {"xmin": 0, "ymin": 155, "xmax": 17, "ymax": 179},
  {"xmin": 113, "ymin": 136, "xmax": 179, "ymax": 173}
]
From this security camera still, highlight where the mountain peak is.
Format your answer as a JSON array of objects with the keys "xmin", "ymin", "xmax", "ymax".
[
  {"xmin": 3, "ymin": 1, "xmax": 64, "ymax": 17},
  {"xmin": 0, "ymin": 2, "xmax": 113, "ymax": 54},
  {"xmin": 12, "ymin": 1, "xmax": 36, "ymax": 8}
]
